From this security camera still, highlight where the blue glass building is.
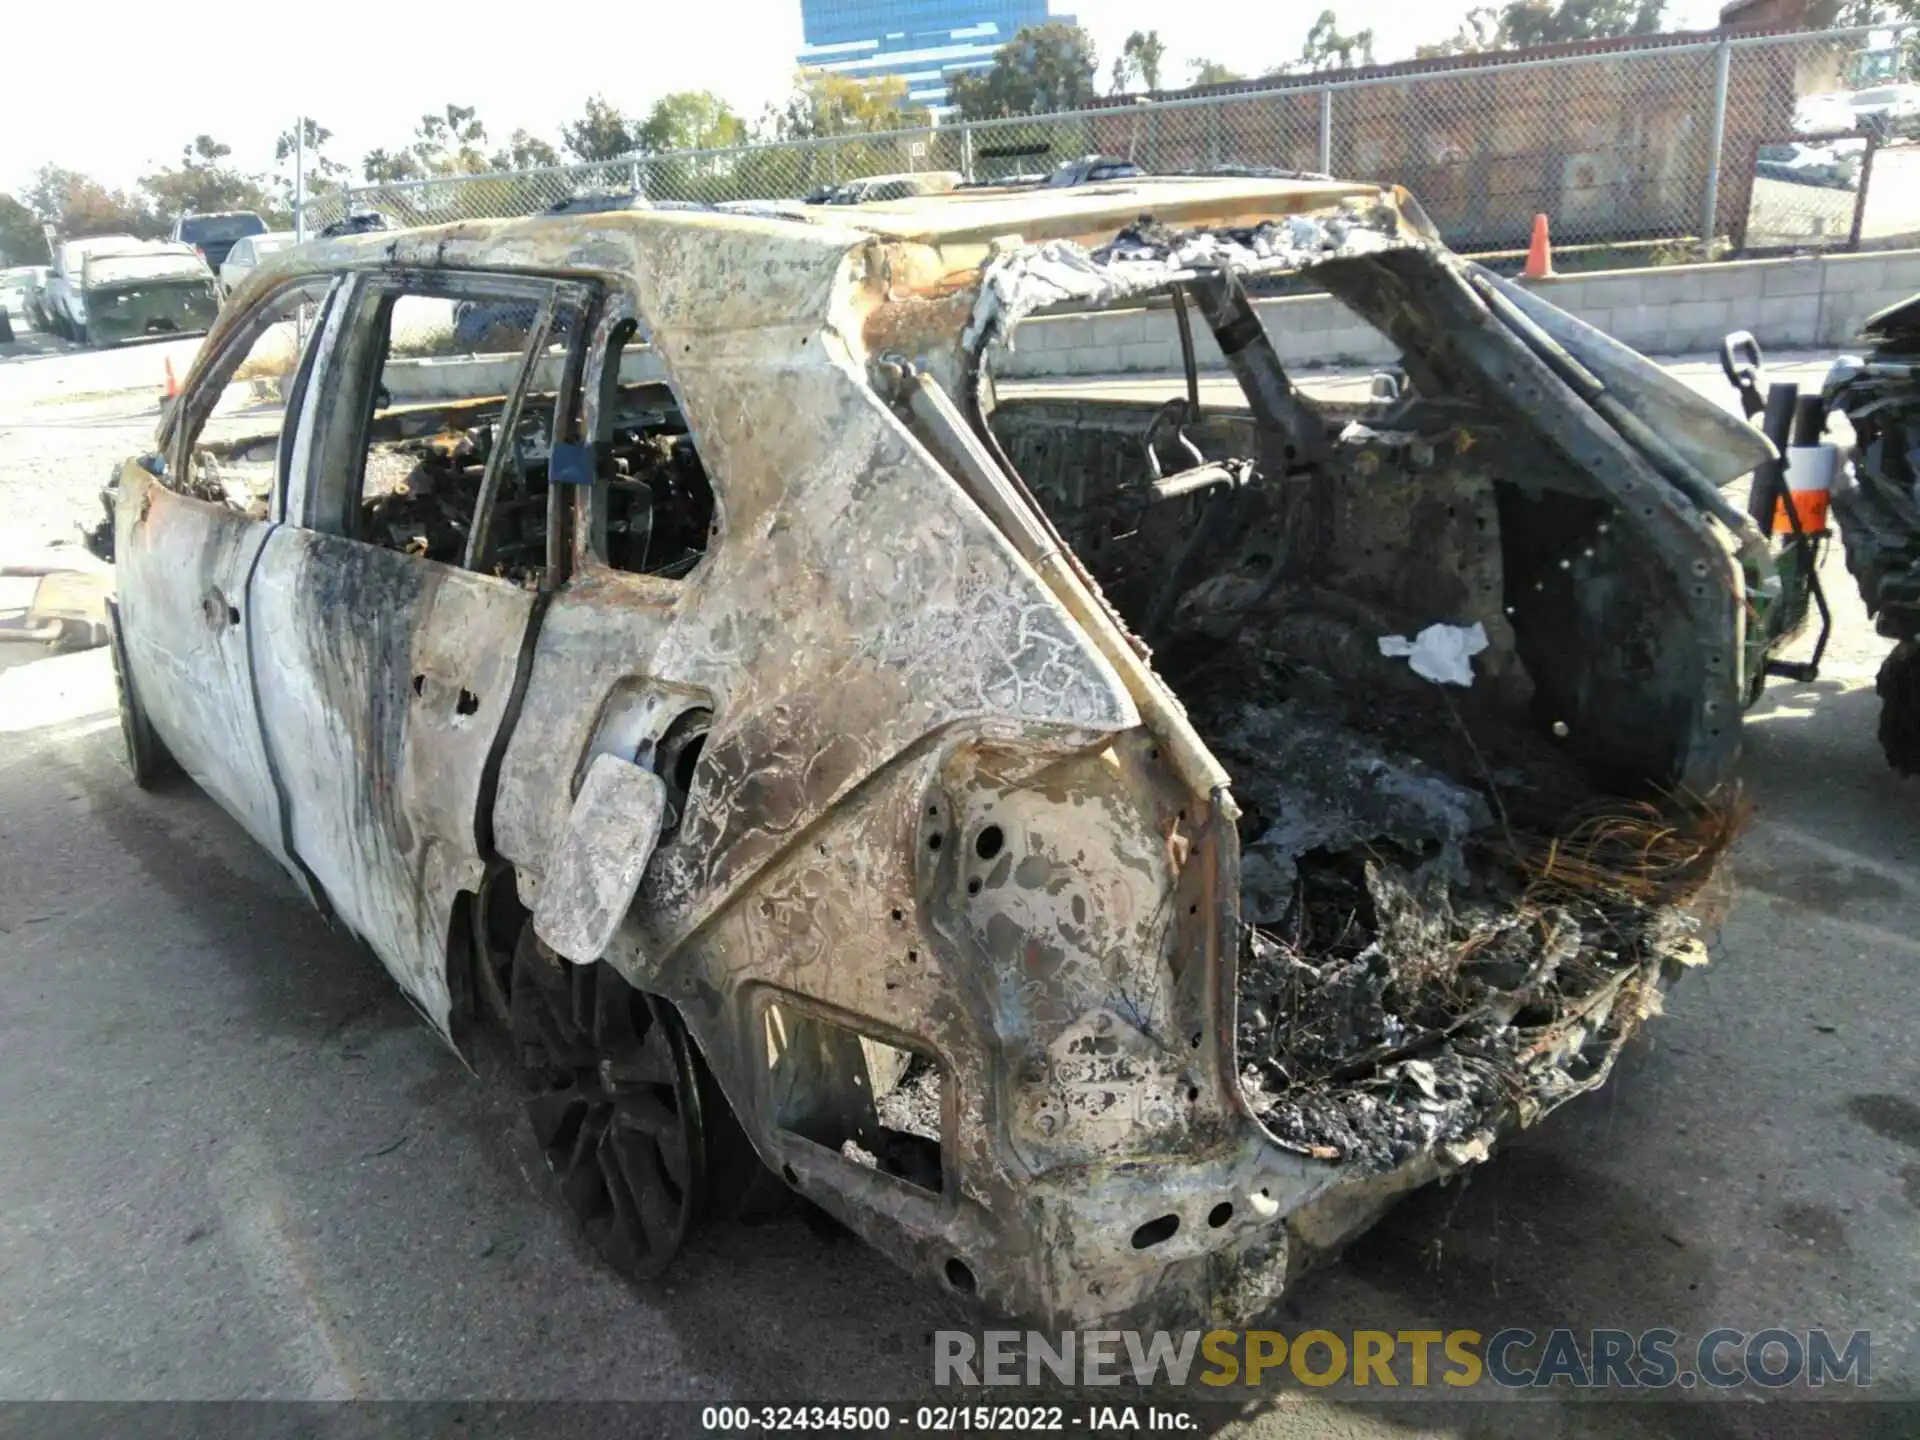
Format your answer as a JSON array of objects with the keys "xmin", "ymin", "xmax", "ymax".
[{"xmin": 798, "ymin": 0, "xmax": 1066, "ymax": 111}]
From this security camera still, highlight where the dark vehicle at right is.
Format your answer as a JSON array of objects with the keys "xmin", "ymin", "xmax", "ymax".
[
  {"xmin": 318, "ymin": 210, "xmax": 391, "ymax": 239},
  {"xmin": 1725, "ymin": 293, "xmax": 1920, "ymax": 772},
  {"xmin": 168, "ymin": 210, "xmax": 268, "ymax": 269}
]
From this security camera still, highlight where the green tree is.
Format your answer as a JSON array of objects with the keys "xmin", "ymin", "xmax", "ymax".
[
  {"xmin": 412, "ymin": 104, "xmax": 492, "ymax": 173},
  {"xmin": 1187, "ymin": 58, "xmax": 1246, "ymax": 86},
  {"xmin": 360, "ymin": 147, "xmax": 423, "ymax": 183},
  {"xmin": 490, "ymin": 129, "xmax": 561, "ymax": 170},
  {"xmin": 140, "ymin": 135, "xmax": 274, "ymax": 223},
  {"xmin": 1110, "ymin": 29, "xmax": 1167, "ymax": 93},
  {"xmin": 1496, "ymin": 0, "xmax": 1665, "ymax": 47},
  {"xmin": 362, "ymin": 104, "xmax": 494, "ymax": 182},
  {"xmin": 765, "ymin": 70, "xmax": 927, "ymax": 139},
  {"xmin": 265, "ymin": 120, "xmax": 347, "ymax": 228},
  {"xmin": 1415, "ymin": 7, "xmax": 1503, "ymax": 57},
  {"xmin": 639, "ymin": 91, "xmax": 748, "ymax": 152},
  {"xmin": 274, "ymin": 118, "xmax": 349, "ymax": 198},
  {"xmin": 561, "ymin": 96, "xmax": 641, "ymax": 161},
  {"xmin": 1292, "ymin": 10, "xmax": 1376, "ymax": 72},
  {"xmin": 949, "ymin": 22, "xmax": 1100, "ymax": 119},
  {"xmin": 0, "ymin": 193, "xmax": 51, "ymax": 265},
  {"xmin": 27, "ymin": 165, "xmax": 160, "ymax": 240}
]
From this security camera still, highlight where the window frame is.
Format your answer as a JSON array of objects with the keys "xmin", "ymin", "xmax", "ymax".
[
  {"xmin": 299, "ymin": 265, "xmax": 600, "ymax": 585},
  {"xmin": 574, "ymin": 289, "xmax": 720, "ymax": 592},
  {"xmin": 163, "ymin": 273, "xmax": 344, "ymax": 518}
]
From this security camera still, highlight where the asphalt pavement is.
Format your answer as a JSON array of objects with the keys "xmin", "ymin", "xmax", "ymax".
[{"xmin": 0, "ymin": 331, "xmax": 1916, "ymax": 1438}]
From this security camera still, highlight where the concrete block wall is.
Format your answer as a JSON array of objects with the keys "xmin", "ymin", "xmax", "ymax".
[
  {"xmin": 384, "ymin": 345, "xmax": 666, "ymax": 404},
  {"xmin": 995, "ymin": 247, "xmax": 1920, "ymax": 380}
]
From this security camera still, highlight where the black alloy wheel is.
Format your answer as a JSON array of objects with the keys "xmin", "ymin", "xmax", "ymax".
[{"xmin": 509, "ymin": 925, "xmax": 705, "ymax": 1277}]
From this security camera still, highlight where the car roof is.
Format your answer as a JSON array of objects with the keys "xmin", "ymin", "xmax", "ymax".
[
  {"xmin": 83, "ymin": 245, "xmax": 207, "ymax": 277},
  {"xmin": 62, "ymin": 233, "xmax": 142, "ymax": 255},
  {"xmin": 794, "ymin": 175, "xmax": 1387, "ymax": 246},
  {"xmin": 247, "ymin": 176, "xmax": 1404, "ymax": 302},
  {"xmin": 189, "ymin": 173, "xmax": 1431, "ymax": 454},
  {"xmin": 276, "ymin": 176, "xmax": 1396, "ymax": 273}
]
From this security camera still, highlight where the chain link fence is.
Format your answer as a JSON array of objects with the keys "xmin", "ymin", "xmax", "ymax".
[{"xmin": 305, "ymin": 24, "xmax": 1917, "ymax": 264}]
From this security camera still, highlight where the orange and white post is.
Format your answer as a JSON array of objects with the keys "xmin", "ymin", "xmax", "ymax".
[{"xmin": 1774, "ymin": 443, "xmax": 1836, "ymax": 537}]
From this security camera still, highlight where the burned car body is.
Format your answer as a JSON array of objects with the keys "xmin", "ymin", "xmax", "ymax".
[
  {"xmin": 107, "ymin": 178, "xmax": 1766, "ymax": 1330},
  {"xmin": 78, "ymin": 247, "xmax": 220, "ymax": 346}
]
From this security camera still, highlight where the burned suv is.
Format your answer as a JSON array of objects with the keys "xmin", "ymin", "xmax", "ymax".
[{"xmin": 105, "ymin": 177, "xmax": 1769, "ymax": 1330}]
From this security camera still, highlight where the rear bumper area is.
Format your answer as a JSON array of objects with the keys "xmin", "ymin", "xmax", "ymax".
[{"xmin": 777, "ymin": 931, "xmax": 1676, "ymax": 1332}]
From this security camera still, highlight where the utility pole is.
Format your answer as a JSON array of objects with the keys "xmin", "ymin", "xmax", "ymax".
[
  {"xmin": 1700, "ymin": 39, "xmax": 1732, "ymax": 262},
  {"xmin": 294, "ymin": 116, "xmax": 307, "ymax": 245}
]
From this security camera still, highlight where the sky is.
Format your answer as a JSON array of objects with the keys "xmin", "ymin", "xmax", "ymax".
[{"xmin": 0, "ymin": 0, "xmax": 1729, "ymax": 195}]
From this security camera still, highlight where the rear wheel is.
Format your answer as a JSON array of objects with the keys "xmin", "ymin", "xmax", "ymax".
[{"xmin": 510, "ymin": 927, "xmax": 706, "ymax": 1277}]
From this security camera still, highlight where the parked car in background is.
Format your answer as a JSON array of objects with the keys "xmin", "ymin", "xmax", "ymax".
[
  {"xmin": 317, "ymin": 209, "xmax": 391, "ymax": 239},
  {"xmin": 77, "ymin": 245, "xmax": 220, "ymax": 346},
  {"xmin": 1850, "ymin": 83, "xmax": 1920, "ymax": 137},
  {"xmin": 1, "ymin": 265, "xmax": 49, "ymax": 326},
  {"xmin": 1756, "ymin": 139, "xmax": 1865, "ymax": 190},
  {"xmin": 1793, "ymin": 91, "xmax": 1859, "ymax": 137},
  {"xmin": 953, "ymin": 155, "xmax": 1146, "ymax": 191},
  {"xmin": 544, "ymin": 191, "xmax": 650, "ymax": 215},
  {"xmin": 45, "ymin": 235, "xmax": 146, "ymax": 341},
  {"xmin": 168, "ymin": 211, "xmax": 267, "ymax": 270},
  {"xmin": 218, "ymin": 232, "xmax": 294, "ymax": 294},
  {"xmin": 804, "ymin": 170, "xmax": 963, "ymax": 205},
  {"xmin": 22, "ymin": 267, "xmax": 55, "ymax": 330},
  {"xmin": 1044, "ymin": 154, "xmax": 1145, "ymax": 187}
]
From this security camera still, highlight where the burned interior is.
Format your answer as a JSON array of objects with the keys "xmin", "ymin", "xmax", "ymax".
[
  {"xmin": 965, "ymin": 204, "xmax": 1744, "ymax": 1171},
  {"xmin": 182, "ymin": 292, "xmax": 716, "ymax": 588}
]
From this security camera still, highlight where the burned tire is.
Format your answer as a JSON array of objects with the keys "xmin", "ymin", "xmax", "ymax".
[
  {"xmin": 1876, "ymin": 639, "xmax": 1920, "ymax": 776},
  {"xmin": 106, "ymin": 597, "xmax": 175, "ymax": 788},
  {"xmin": 469, "ymin": 861, "xmax": 525, "ymax": 1029},
  {"xmin": 510, "ymin": 927, "xmax": 707, "ymax": 1278}
]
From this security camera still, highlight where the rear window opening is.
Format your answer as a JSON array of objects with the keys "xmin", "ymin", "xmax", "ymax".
[
  {"xmin": 356, "ymin": 294, "xmax": 587, "ymax": 585},
  {"xmin": 598, "ymin": 386, "xmax": 714, "ymax": 579},
  {"xmin": 764, "ymin": 1002, "xmax": 944, "ymax": 1195},
  {"xmin": 974, "ymin": 231, "xmax": 1737, "ymax": 1170},
  {"xmin": 591, "ymin": 319, "xmax": 716, "ymax": 580}
]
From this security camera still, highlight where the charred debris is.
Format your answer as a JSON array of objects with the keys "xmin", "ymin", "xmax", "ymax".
[{"xmin": 972, "ymin": 200, "xmax": 1743, "ymax": 1175}]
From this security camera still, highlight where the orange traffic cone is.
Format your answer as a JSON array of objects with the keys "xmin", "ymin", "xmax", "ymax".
[
  {"xmin": 162, "ymin": 357, "xmax": 180, "ymax": 403},
  {"xmin": 1523, "ymin": 213, "xmax": 1554, "ymax": 279}
]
